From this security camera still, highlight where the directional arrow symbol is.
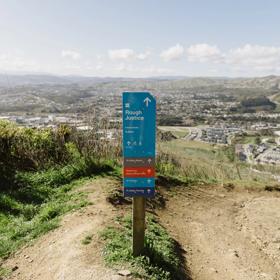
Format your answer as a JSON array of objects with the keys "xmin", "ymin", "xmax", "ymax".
[
  {"xmin": 148, "ymin": 158, "xmax": 152, "ymax": 164},
  {"xmin": 144, "ymin": 97, "xmax": 151, "ymax": 107}
]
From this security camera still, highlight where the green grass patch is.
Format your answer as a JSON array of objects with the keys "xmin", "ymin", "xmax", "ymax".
[
  {"xmin": 0, "ymin": 148, "xmax": 117, "ymax": 260},
  {"xmin": 159, "ymin": 127, "xmax": 189, "ymax": 139},
  {"xmin": 0, "ymin": 177, "xmax": 92, "ymax": 259},
  {"xmin": 0, "ymin": 266, "xmax": 12, "ymax": 278},
  {"xmin": 100, "ymin": 215, "xmax": 187, "ymax": 280},
  {"xmin": 81, "ymin": 234, "xmax": 93, "ymax": 245},
  {"xmin": 15, "ymin": 158, "xmax": 116, "ymax": 189}
]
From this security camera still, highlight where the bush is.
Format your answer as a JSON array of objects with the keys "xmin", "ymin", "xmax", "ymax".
[
  {"xmin": 0, "ymin": 120, "xmax": 120, "ymax": 190},
  {"xmin": 0, "ymin": 121, "xmax": 72, "ymax": 189}
]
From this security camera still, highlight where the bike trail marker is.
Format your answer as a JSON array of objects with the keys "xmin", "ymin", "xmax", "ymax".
[
  {"xmin": 122, "ymin": 91, "xmax": 156, "ymax": 256},
  {"xmin": 122, "ymin": 91, "xmax": 156, "ymax": 198}
]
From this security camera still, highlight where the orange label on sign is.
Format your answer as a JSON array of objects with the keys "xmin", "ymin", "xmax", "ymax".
[{"xmin": 123, "ymin": 167, "xmax": 155, "ymax": 178}]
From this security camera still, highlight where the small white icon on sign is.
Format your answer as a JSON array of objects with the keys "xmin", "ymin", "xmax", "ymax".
[
  {"xmin": 125, "ymin": 103, "xmax": 130, "ymax": 108},
  {"xmin": 139, "ymin": 141, "xmax": 142, "ymax": 146},
  {"xmin": 127, "ymin": 141, "xmax": 131, "ymax": 146},
  {"xmin": 147, "ymin": 189, "xmax": 151, "ymax": 193},
  {"xmin": 144, "ymin": 97, "xmax": 151, "ymax": 107},
  {"xmin": 133, "ymin": 141, "xmax": 137, "ymax": 146},
  {"xmin": 148, "ymin": 158, "xmax": 152, "ymax": 164},
  {"xmin": 147, "ymin": 179, "xmax": 151, "ymax": 184}
]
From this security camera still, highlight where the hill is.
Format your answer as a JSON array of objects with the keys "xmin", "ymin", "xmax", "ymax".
[{"xmin": 0, "ymin": 73, "xmax": 280, "ymax": 90}]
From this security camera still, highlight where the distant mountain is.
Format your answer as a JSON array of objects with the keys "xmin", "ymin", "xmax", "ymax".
[
  {"xmin": 0, "ymin": 74, "xmax": 72, "ymax": 86},
  {"xmin": 226, "ymin": 75, "xmax": 280, "ymax": 90},
  {"xmin": 0, "ymin": 74, "xmax": 146, "ymax": 87},
  {"xmin": 0, "ymin": 73, "xmax": 279, "ymax": 90}
]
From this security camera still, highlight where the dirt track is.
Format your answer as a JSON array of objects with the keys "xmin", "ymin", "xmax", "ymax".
[
  {"xmin": 3, "ymin": 178, "xmax": 130, "ymax": 280},
  {"xmin": 159, "ymin": 185, "xmax": 280, "ymax": 280},
  {"xmin": 3, "ymin": 179, "xmax": 280, "ymax": 280}
]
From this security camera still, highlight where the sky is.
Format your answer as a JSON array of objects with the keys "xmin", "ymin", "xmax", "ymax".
[{"xmin": 0, "ymin": 0, "xmax": 280, "ymax": 77}]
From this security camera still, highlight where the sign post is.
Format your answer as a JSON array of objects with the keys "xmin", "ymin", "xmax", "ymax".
[
  {"xmin": 133, "ymin": 197, "xmax": 146, "ymax": 256},
  {"xmin": 122, "ymin": 92, "xmax": 156, "ymax": 256}
]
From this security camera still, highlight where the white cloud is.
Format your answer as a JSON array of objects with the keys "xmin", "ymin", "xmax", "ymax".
[
  {"xmin": 116, "ymin": 62, "xmax": 128, "ymax": 71},
  {"xmin": 186, "ymin": 44, "xmax": 223, "ymax": 63},
  {"xmin": 96, "ymin": 64, "xmax": 103, "ymax": 71},
  {"xmin": 2, "ymin": 43, "xmax": 280, "ymax": 77},
  {"xmin": 108, "ymin": 49, "xmax": 135, "ymax": 60},
  {"xmin": 185, "ymin": 43, "xmax": 280, "ymax": 73},
  {"xmin": 227, "ymin": 44, "xmax": 280, "ymax": 71},
  {"xmin": 160, "ymin": 44, "xmax": 184, "ymax": 61},
  {"xmin": 0, "ymin": 52, "xmax": 39, "ymax": 71},
  {"xmin": 61, "ymin": 50, "xmax": 81, "ymax": 60},
  {"xmin": 136, "ymin": 50, "xmax": 151, "ymax": 60},
  {"xmin": 108, "ymin": 48, "xmax": 151, "ymax": 61}
]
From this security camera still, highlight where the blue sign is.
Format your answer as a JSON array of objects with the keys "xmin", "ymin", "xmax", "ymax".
[
  {"xmin": 124, "ymin": 188, "xmax": 155, "ymax": 198},
  {"xmin": 123, "ymin": 92, "xmax": 156, "ymax": 158},
  {"xmin": 122, "ymin": 92, "xmax": 156, "ymax": 198},
  {"xmin": 124, "ymin": 178, "xmax": 155, "ymax": 188}
]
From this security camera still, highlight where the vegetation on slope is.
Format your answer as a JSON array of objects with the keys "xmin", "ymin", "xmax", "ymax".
[
  {"xmin": 1, "ymin": 119, "xmax": 277, "ymax": 275},
  {"xmin": 100, "ymin": 215, "xmax": 188, "ymax": 280},
  {"xmin": 0, "ymin": 120, "xmax": 119, "ymax": 259},
  {"xmin": 157, "ymin": 139, "xmax": 277, "ymax": 187},
  {"xmin": 0, "ymin": 176, "xmax": 90, "ymax": 259},
  {"xmin": 239, "ymin": 96, "xmax": 276, "ymax": 112}
]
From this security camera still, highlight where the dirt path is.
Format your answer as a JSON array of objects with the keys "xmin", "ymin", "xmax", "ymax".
[
  {"xmin": 3, "ymin": 178, "xmax": 280, "ymax": 280},
  {"xmin": 159, "ymin": 185, "xmax": 280, "ymax": 280},
  {"xmin": 3, "ymin": 178, "xmax": 130, "ymax": 280}
]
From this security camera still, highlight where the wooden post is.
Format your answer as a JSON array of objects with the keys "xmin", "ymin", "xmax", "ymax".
[{"xmin": 133, "ymin": 197, "xmax": 146, "ymax": 256}]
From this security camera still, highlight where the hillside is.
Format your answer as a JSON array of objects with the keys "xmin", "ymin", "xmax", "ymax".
[
  {"xmin": 0, "ymin": 74, "xmax": 280, "ymax": 90},
  {"xmin": 1, "ymin": 122, "xmax": 280, "ymax": 280}
]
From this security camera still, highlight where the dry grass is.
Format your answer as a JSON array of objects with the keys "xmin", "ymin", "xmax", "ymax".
[{"xmin": 157, "ymin": 139, "xmax": 278, "ymax": 186}]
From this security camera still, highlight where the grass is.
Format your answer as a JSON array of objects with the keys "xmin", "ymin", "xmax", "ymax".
[
  {"xmin": 81, "ymin": 234, "xmax": 93, "ymax": 245},
  {"xmin": 0, "ymin": 266, "xmax": 12, "ymax": 278},
  {"xmin": 159, "ymin": 126, "xmax": 189, "ymax": 139},
  {"xmin": 252, "ymin": 163, "xmax": 280, "ymax": 176},
  {"xmin": 271, "ymin": 93, "xmax": 280, "ymax": 103},
  {"xmin": 0, "ymin": 158, "xmax": 117, "ymax": 260},
  {"xmin": 0, "ymin": 123, "xmax": 119, "ymax": 261},
  {"xmin": 0, "ymin": 121, "xmax": 122, "ymax": 268},
  {"xmin": 0, "ymin": 177, "xmax": 91, "ymax": 260},
  {"xmin": 157, "ymin": 138, "xmax": 277, "ymax": 187},
  {"xmin": 100, "ymin": 215, "xmax": 188, "ymax": 280}
]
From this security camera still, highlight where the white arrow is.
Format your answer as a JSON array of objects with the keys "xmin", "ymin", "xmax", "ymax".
[
  {"xmin": 148, "ymin": 158, "xmax": 152, "ymax": 164},
  {"xmin": 144, "ymin": 97, "xmax": 151, "ymax": 107}
]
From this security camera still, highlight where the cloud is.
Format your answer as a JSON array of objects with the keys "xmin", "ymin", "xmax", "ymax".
[
  {"xmin": 116, "ymin": 62, "xmax": 128, "ymax": 71},
  {"xmin": 227, "ymin": 44, "xmax": 280, "ymax": 71},
  {"xmin": 136, "ymin": 50, "xmax": 151, "ymax": 60},
  {"xmin": 96, "ymin": 64, "xmax": 103, "ymax": 71},
  {"xmin": 186, "ymin": 44, "xmax": 223, "ymax": 63},
  {"xmin": 61, "ymin": 50, "xmax": 81, "ymax": 60},
  {"xmin": 185, "ymin": 43, "xmax": 280, "ymax": 73},
  {"xmin": 160, "ymin": 44, "xmax": 184, "ymax": 61},
  {"xmin": 108, "ymin": 49, "xmax": 135, "ymax": 60},
  {"xmin": 108, "ymin": 48, "xmax": 151, "ymax": 61},
  {"xmin": 0, "ymin": 52, "xmax": 39, "ymax": 71}
]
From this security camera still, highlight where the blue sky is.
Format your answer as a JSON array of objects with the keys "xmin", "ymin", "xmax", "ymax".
[{"xmin": 0, "ymin": 0, "xmax": 280, "ymax": 77}]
